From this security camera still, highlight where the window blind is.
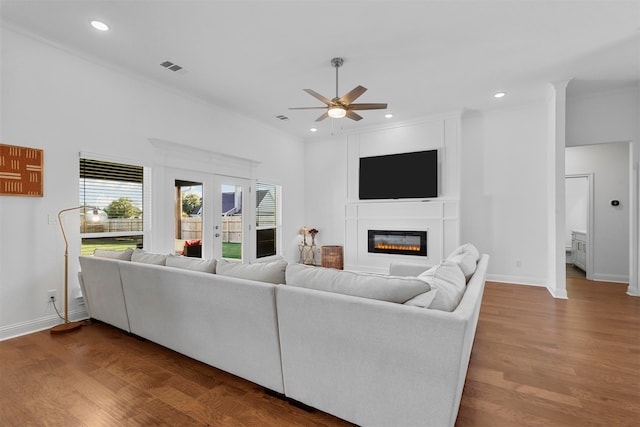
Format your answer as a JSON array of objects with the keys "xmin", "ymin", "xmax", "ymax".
[{"xmin": 79, "ymin": 158, "xmax": 143, "ymax": 233}]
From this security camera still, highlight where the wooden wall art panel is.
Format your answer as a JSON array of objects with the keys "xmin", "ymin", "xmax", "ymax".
[{"xmin": 0, "ymin": 144, "xmax": 44, "ymax": 197}]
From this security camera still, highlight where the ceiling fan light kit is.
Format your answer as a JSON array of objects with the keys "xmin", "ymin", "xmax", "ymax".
[
  {"xmin": 289, "ymin": 57, "xmax": 387, "ymax": 122},
  {"xmin": 328, "ymin": 105, "xmax": 347, "ymax": 118}
]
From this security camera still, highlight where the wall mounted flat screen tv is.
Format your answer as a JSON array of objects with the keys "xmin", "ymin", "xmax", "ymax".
[{"xmin": 359, "ymin": 150, "xmax": 438, "ymax": 200}]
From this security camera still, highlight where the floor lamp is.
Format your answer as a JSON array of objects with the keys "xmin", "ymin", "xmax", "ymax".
[{"xmin": 50, "ymin": 206, "xmax": 99, "ymax": 334}]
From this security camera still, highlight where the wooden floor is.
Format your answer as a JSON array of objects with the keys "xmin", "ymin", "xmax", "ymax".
[{"xmin": 1, "ymin": 278, "xmax": 638, "ymax": 427}]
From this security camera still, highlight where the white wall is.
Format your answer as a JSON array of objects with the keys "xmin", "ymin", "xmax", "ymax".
[
  {"xmin": 567, "ymin": 86, "xmax": 639, "ymax": 147},
  {"xmin": 0, "ymin": 28, "xmax": 305, "ymax": 339},
  {"xmin": 461, "ymin": 103, "xmax": 550, "ymax": 286},
  {"xmin": 566, "ymin": 143, "xmax": 630, "ymax": 282},
  {"xmin": 303, "ymin": 135, "xmax": 349, "ymax": 256}
]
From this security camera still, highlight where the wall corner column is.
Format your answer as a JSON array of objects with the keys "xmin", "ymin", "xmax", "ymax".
[{"xmin": 546, "ymin": 81, "xmax": 570, "ymax": 299}]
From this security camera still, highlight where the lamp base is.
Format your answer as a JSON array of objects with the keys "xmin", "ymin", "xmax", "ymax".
[{"xmin": 50, "ymin": 321, "xmax": 83, "ymax": 334}]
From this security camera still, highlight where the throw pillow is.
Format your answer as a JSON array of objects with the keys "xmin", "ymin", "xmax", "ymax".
[
  {"xmin": 447, "ymin": 253, "xmax": 477, "ymax": 281},
  {"xmin": 285, "ymin": 264, "xmax": 430, "ymax": 304},
  {"xmin": 166, "ymin": 254, "xmax": 216, "ymax": 273},
  {"xmin": 447, "ymin": 243, "xmax": 480, "ymax": 262},
  {"xmin": 131, "ymin": 248, "xmax": 167, "ymax": 266},
  {"xmin": 93, "ymin": 248, "xmax": 133, "ymax": 261},
  {"xmin": 446, "ymin": 243, "xmax": 480, "ymax": 281},
  {"xmin": 216, "ymin": 258, "xmax": 287, "ymax": 284},
  {"xmin": 417, "ymin": 261, "xmax": 466, "ymax": 311}
]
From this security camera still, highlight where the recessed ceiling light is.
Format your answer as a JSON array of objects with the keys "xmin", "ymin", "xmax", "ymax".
[
  {"xmin": 90, "ymin": 20, "xmax": 109, "ymax": 31},
  {"xmin": 493, "ymin": 92, "xmax": 506, "ymax": 99},
  {"xmin": 310, "ymin": 128, "xmax": 318, "ymax": 132},
  {"xmin": 385, "ymin": 113, "xmax": 393, "ymax": 118}
]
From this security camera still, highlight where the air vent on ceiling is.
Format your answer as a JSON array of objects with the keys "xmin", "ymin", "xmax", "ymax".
[
  {"xmin": 275, "ymin": 115, "xmax": 289, "ymax": 121},
  {"xmin": 160, "ymin": 60, "xmax": 186, "ymax": 73}
]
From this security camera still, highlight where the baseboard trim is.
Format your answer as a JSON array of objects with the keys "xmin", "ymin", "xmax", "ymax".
[
  {"xmin": 486, "ymin": 274, "xmax": 547, "ymax": 287},
  {"xmin": 546, "ymin": 286, "xmax": 568, "ymax": 299},
  {"xmin": 591, "ymin": 273, "xmax": 629, "ymax": 283},
  {"xmin": 0, "ymin": 308, "xmax": 89, "ymax": 341}
]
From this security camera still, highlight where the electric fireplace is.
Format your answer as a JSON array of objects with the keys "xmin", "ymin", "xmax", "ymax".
[{"xmin": 368, "ymin": 230, "xmax": 427, "ymax": 256}]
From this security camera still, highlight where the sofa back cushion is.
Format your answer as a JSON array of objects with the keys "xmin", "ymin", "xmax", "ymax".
[
  {"xmin": 131, "ymin": 248, "xmax": 167, "ymax": 265},
  {"xmin": 414, "ymin": 261, "xmax": 466, "ymax": 311},
  {"xmin": 166, "ymin": 254, "xmax": 216, "ymax": 273},
  {"xmin": 285, "ymin": 264, "xmax": 430, "ymax": 304},
  {"xmin": 216, "ymin": 258, "xmax": 287, "ymax": 284},
  {"xmin": 93, "ymin": 248, "xmax": 133, "ymax": 261}
]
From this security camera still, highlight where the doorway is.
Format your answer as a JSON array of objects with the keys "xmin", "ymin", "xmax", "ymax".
[
  {"xmin": 175, "ymin": 179, "xmax": 203, "ymax": 257},
  {"xmin": 167, "ymin": 170, "xmax": 252, "ymax": 262},
  {"xmin": 565, "ymin": 174, "xmax": 593, "ymax": 280},
  {"xmin": 212, "ymin": 176, "xmax": 251, "ymax": 261},
  {"xmin": 563, "ymin": 142, "xmax": 632, "ymax": 291}
]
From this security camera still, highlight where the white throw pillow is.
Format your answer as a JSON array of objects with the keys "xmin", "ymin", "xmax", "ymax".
[
  {"xmin": 446, "ymin": 243, "xmax": 480, "ymax": 281},
  {"xmin": 93, "ymin": 248, "xmax": 133, "ymax": 261},
  {"xmin": 417, "ymin": 261, "xmax": 466, "ymax": 311},
  {"xmin": 447, "ymin": 253, "xmax": 477, "ymax": 281},
  {"xmin": 447, "ymin": 243, "xmax": 480, "ymax": 262},
  {"xmin": 131, "ymin": 248, "xmax": 167, "ymax": 266},
  {"xmin": 166, "ymin": 254, "xmax": 216, "ymax": 273},
  {"xmin": 285, "ymin": 264, "xmax": 430, "ymax": 304},
  {"xmin": 216, "ymin": 258, "xmax": 287, "ymax": 284}
]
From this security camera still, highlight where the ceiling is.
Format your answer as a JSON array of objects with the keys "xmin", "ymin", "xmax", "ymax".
[{"xmin": 2, "ymin": 0, "xmax": 639, "ymax": 139}]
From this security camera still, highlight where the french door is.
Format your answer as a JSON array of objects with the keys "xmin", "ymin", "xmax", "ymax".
[
  {"xmin": 212, "ymin": 176, "xmax": 252, "ymax": 261},
  {"xmin": 167, "ymin": 169, "xmax": 251, "ymax": 262}
]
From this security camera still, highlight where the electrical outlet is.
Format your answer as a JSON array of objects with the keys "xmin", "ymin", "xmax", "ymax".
[{"xmin": 48, "ymin": 289, "xmax": 57, "ymax": 302}]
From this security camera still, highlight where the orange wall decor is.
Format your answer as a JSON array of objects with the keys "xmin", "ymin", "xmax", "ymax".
[{"xmin": 0, "ymin": 144, "xmax": 44, "ymax": 197}]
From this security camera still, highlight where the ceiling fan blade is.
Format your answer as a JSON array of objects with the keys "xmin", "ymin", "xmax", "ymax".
[
  {"xmin": 345, "ymin": 110, "xmax": 363, "ymax": 121},
  {"xmin": 288, "ymin": 106, "xmax": 329, "ymax": 110},
  {"xmin": 304, "ymin": 89, "xmax": 332, "ymax": 105},
  {"xmin": 315, "ymin": 111, "xmax": 329, "ymax": 122},
  {"xmin": 339, "ymin": 85, "xmax": 367, "ymax": 105},
  {"xmin": 349, "ymin": 103, "xmax": 388, "ymax": 110}
]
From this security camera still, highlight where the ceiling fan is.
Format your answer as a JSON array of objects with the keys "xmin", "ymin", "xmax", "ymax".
[{"xmin": 289, "ymin": 57, "xmax": 388, "ymax": 122}]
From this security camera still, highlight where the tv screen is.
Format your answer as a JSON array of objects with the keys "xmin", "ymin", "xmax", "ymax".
[{"xmin": 359, "ymin": 150, "xmax": 437, "ymax": 200}]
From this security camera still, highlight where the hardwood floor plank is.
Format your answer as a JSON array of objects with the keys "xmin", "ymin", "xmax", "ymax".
[{"xmin": 1, "ymin": 278, "xmax": 638, "ymax": 426}]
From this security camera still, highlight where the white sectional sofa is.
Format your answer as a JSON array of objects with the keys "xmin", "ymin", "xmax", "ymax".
[{"xmin": 78, "ymin": 246, "xmax": 488, "ymax": 427}]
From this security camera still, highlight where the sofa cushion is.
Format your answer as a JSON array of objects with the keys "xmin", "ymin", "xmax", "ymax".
[
  {"xmin": 285, "ymin": 264, "xmax": 430, "ymax": 304},
  {"xmin": 166, "ymin": 254, "xmax": 216, "ymax": 273},
  {"xmin": 416, "ymin": 261, "xmax": 466, "ymax": 311},
  {"xmin": 446, "ymin": 243, "xmax": 480, "ymax": 280},
  {"xmin": 404, "ymin": 289, "xmax": 439, "ymax": 308},
  {"xmin": 93, "ymin": 248, "xmax": 133, "ymax": 260},
  {"xmin": 216, "ymin": 258, "xmax": 287, "ymax": 284},
  {"xmin": 131, "ymin": 248, "xmax": 167, "ymax": 265}
]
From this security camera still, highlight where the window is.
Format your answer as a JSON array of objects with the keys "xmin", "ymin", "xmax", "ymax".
[
  {"xmin": 79, "ymin": 158, "xmax": 144, "ymax": 254},
  {"xmin": 256, "ymin": 182, "xmax": 280, "ymax": 258}
]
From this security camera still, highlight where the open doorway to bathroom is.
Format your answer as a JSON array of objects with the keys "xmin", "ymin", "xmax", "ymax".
[
  {"xmin": 565, "ymin": 142, "xmax": 630, "ymax": 295},
  {"xmin": 565, "ymin": 174, "xmax": 591, "ymax": 280}
]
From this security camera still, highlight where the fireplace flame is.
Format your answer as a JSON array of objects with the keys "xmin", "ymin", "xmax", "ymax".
[{"xmin": 375, "ymin": 244, "xmax": 421, "ymax": 252}]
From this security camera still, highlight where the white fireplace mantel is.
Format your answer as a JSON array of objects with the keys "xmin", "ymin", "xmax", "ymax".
[{"xmin": 344, "ymin": 199, "xmax": 459, "ymax": 273}]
